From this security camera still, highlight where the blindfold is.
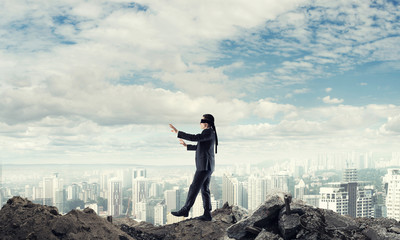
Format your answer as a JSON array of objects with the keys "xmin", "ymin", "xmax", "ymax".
[{"xmin": 200, "ymin": 119, "xmax": 213, "ymax": 124}]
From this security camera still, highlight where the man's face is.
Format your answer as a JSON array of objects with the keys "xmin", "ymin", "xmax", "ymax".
[{"xmin": 200, "ymin": 117, "xmax": 208, "ymax": 129}]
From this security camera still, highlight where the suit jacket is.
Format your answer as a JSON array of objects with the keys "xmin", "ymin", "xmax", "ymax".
[{"xmin": 177, "ymin": 128, "xmax": 216, "ymax": 171}]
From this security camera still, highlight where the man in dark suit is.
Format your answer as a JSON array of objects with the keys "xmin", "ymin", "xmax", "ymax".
[{"xmin": 169, "ymin": 114, "xmax": 218, "ymax": 221}]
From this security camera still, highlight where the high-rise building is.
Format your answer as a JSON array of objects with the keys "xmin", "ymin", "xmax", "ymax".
[
  {"xmin": 133, "ymin": 168, "xmax": 147, "ymax": 179},
  {"xmin": 154, "ymin": 202, "xmax": 167, "ymax": 226},
  {"xmin": 164, "ymin": 188, "xmax": 180, "ymax": 212},
  {"xmin": 271, "ymin": 171, "xmax": 289, "ymax": 192},
  {"xmin": 319, "ymin": 182, "xmax": 374, "ymax": 218},
  {"xmin": 343, "ymin": 168, "xmax": 358, "ymax": 183},
  {"xmin": 122, "ymin": 169, "xmax": 133, "ymax": 188},
  {"xmin": 247, "ymin": 175, "xmax": 268, "ymax": 211},
  {"xmin": 55, "ymin": 189, "xmax": 66, "ymax": 213},
  {"xmin": 132, "ymin": 177, "xmax": 148, "ymax": 217},
  {"xmin": 108, "ymin": 178, "xmax": 122, "ymax": 217},
  {"xmin": 25, "ymin": 185, "xmax": 33, "ymax": 199},
  {"xmin": 149, "ymin": 182, "xmax": 163, "ymax": 198},
  {"xmin": 222, "ymin": 173, "xmax": 237, "ymax": 206},
  {"xmin": 42, "ymin": 173, "xmax": 61, "ymax": 206},
  {"xmin": 136, "ymin": 201, "xmax": 147, "ymax": 221},
  {"xmin": 383, "ymin": 169, "xmax": 400, "ymax": 221},
  {"xmin": 222, "ymin": 173, "xmax": 247, "ymax": 208},
  {"xmin": 67, "ymin": 183, "xmax": 80, "ymax": 200},
  {"xmin": 32, "ymin": 186, "xmax": 43, "ymax": 201},
  {"xmin": 295, "ymin": 179, "xmax": 306, "ymax": 201}
]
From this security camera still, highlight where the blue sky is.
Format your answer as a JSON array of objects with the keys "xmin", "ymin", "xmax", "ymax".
[{"xmin": 0, "ymin": 0, "xmax": 399, "ymax": 165}]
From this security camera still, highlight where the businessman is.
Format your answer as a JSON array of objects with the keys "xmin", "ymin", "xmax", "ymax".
[{"xmin": 169, "ymin": 114, "xmax": 218, "ymax": 221}]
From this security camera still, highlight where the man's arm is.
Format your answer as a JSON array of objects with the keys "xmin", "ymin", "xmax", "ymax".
[
  {"xmin": 178, "ymin": 129, "xmax": 213, "ymax": 142},
  {"xmin": 187, "ymin": 144, "xmax": 197, "ymax": 151}
]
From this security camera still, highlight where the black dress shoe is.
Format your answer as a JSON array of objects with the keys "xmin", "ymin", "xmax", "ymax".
[
  {"xmin": 195, "ymin": 215, "xmax": 212, "ymax": 221},
  {"xmin": 171, "ymin": 209, "xmax": 189, "ymax": 217},
  {"xmin": 195, "ymin": 211, "xmax": 212, "ymax": 221}
]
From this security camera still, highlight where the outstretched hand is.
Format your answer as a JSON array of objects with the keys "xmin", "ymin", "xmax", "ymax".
[
  {"xmin": 179, "ymin": 139, "xmax": 187, "ymax": 147},
  {"xmin": 169, "ymin": 124, "xmax": 178, "ymax": 133}
]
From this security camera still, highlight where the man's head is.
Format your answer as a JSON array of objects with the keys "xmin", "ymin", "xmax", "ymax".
[{"xmin": 200, "ymin": 114, "xmax": 214, "ymax": 129}]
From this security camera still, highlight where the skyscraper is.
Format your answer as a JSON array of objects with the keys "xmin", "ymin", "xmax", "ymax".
[
  {"xmin": 132, "ymin": 177, "xmax": 148, "ymax": 218},
  {"xmin": 154, "ymin": 202, "xmax": 167, "ymax": 226},
  {"xmin": 222, "ymin": 173, "xmax": 247, "ymax": 208},
  {"xmin": 247, "ymin": 175, "xmax": 268, "ymax": 211},
  {"xmin": 222, "ymin": 173, "xmax": 237, "ymax": 206},
  {"xmin": 295, "ymin": 179, "xmax": 306, "ymax": 200},
  {"xmin": 164, "ymin": 188, "xmax": 180, "ymax": 212},
  {"xmin": 42, "ymin": 173, "xmax": 61, "ymax": 206},
  {"xmin": 319, "ymin": 182, "xmax": 374, "ymax": 218},
  {"xmin": 67, "ymin": 183, "xmax": 80, "ymax": 200},
  {"xmin": 383, "ymin": 169, "xmax": 400, "ymax": 221},
  {"xmin": 108, "ymin": 178, "xmax": 122, "ymax": 217},
  {"xmin": 271, "ymin": 171, "xmax": 289, "ymax": 192}
]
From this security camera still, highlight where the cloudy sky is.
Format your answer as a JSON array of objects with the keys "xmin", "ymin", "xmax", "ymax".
[{"xmin": 1, "ymin": 0, "xmax": 399, "ymax": 166}]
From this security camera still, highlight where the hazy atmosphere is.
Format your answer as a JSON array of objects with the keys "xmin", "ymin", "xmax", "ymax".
[{"xmin": 1, "ymin": 0, "xmax": 399, "ymax": 165}]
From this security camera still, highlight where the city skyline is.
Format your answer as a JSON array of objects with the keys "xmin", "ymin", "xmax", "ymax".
[
  {"xmin": 0, "ymin": 158, "xmax": 395, "ymax": 224},
  {"xmin": 1, "ymin": 1, "xmax": 399, "ymax": 165}
]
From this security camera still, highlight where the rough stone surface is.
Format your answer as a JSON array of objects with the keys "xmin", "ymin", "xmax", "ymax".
[
  {"xmin": 279, "ymin": 213, "xmax": 301, "ymax": 239},
  {"xmin": 3, "ymin": 194, "xmax": 400, "ymax": 240},
  {"xmin": 0, "ymin": 196, "xmax": 134, "ymax": 240},
  {"xmin": 115, "ymin": 201, "xmax": 236, "ymax": 240},
  {"xmin": 226, "ymin": 191, "xmax": 286, "ymax": 239},
  {"xmin": 254, "ymin": 229, "xmax": 283, "ymax": 240}
]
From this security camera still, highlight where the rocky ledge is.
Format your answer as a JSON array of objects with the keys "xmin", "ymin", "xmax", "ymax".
[{"xmin": 1, "ymin": 192, "xmax": 400, "ymax": 240}]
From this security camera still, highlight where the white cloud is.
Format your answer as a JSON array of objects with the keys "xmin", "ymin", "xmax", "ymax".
[
  {"xmin": 323, "ymin": 96, "xmax": 344, "ymax": 104},
  {"xmin": 380, "ymin": 115, "xmax": 400, "ymax": 135},
  {"xmin": 293, "ymin": 88, "xmax": 310, "ymax": 94},
  {"xmin": 325, "ymin": 88, "xmax": 332, "ymax": 93}
]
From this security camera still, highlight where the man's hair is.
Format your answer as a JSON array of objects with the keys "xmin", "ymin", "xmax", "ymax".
[
  {"xmin": 203, "ymin": 114, "xmax": 218, "ymax": 153},
  {"xmin": 203, "ymin": 114, "xmax": 214, "ymax": 124}
]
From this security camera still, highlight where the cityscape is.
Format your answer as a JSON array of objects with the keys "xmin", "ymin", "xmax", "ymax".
[{"xmin": 1, "ymin": 151, "xmax": 400, "ymax": 226}]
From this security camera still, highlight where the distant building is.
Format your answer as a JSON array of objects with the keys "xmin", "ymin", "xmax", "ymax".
[
  {"xmin": 319, "ymin": 182, "xmax": 374, "ymax": 218},
  {"xmin": 107, "ymin": 178, "xmax": 122, "ymax": 217},
  {"xmin": 67, "ymin": 183, "xmax": 80, "ymax": 200},
  {"xmin": 42, "ymin": 173, "xmax": 62, "ymax": 206},
  {"xmin": 164, "ymin": 188, "xmax": 180, "ymax": 212},
  {"xmin": 383, "ymin": 169, "xmax": 400, "ymax": 221},
  {"xmin": 222, "ymin": 173, "xmax": 247, "ymax": 208},
  {"xmin": 343, "ymin": 168, "xmax": 358, "ymax": 183},
  {"xmin": 149, "ymin": 182, "xmax": 163, "ymax": 198},
  {"xmin": 303, "ymin": 194, "xmax": 319, "ymax": 207},
  {"xmin": 271, "ymin": 171, "xmax": 289, "ymax": 193},
  {"xmin": 247, "ymin": 175, "xmax": 268, "ymax": 211},
  {"xmin": 133, "ymin": 168, "xmax": 147, "ymax": 179},
  {"xmin": 132, "ymin": 177, "xmax": 148, "ymax": 218},
  {"xmin": 166, "ymin": 212, "xmax": 186, "ymax": 224},
  {"xmin": 136, "ymin": 201, "xmax": 147, "ymax": 222},
  {"xmin": 154, "ymin": 202, "xmax": 167, "ymax": 226},
  {"xmin": 294, "ymin": 179, "xmax": 306, "ymax": 201},
  {"xmin": 55, "ymin": 189, "xmax": 66, "ymax": 213}
]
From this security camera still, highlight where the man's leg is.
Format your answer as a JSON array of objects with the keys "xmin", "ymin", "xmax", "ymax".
[
  {"xmin": 172, "ymin": 170, "xmax": 212, "ymax": 217},
  {"xmin": 201, "ymin": 174, "xmax": 212, "ymax": 211}
]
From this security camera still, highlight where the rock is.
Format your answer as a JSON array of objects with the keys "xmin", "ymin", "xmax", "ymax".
[
  {"xmin": 389, "ymin": 226, "xmax": 400, "ymax": 234},
  {"xmin": 0, "ymin": 196, "xmax": 134, "ymax": 240},
  {"xmin": 278, "ymin": 213, "xmax": 301, "ymax": 240},
  {"xmin": 116, "ymin": 203, "xmax": 236, "ymax": 240},
  {"xmin": 231, "ymin": 205, "xmax": 249, "ymax": 223},
  {"xmin": 227, "ymin": 191, "xmax": 286, "ymax": 239},
  {"xmin": 255, "ymin": 228, "xmax": 283, "ymax": 240},
  {"xmin": 3, "ymin": 194, "xmax": 400, "ymax": 240}
]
